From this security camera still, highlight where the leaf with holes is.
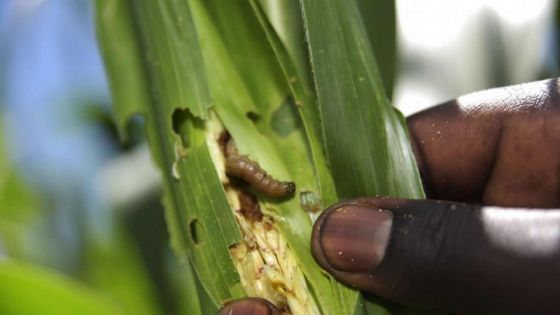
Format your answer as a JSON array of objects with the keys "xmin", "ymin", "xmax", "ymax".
[{"xmin": 96, "ymin": 0, "xmax": 425, "ymax": 314}]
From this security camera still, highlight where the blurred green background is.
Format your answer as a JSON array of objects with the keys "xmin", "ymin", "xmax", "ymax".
[{"xmin": 0, "ymin": 0, "xmax": 558, "ymax": 313}]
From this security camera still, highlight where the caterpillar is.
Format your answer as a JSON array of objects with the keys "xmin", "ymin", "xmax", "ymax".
[{"xmin": 225, "ymin": 138, "xmax": 295, "ymax": 198}]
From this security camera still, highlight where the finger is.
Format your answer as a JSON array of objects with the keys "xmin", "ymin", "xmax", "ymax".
[
  {"xmin": 312, "ymin": 197, "xmax": 560, "ymax": 315},
  {"xmin": 217, "ymin": 298, "xmax": 281, "ymax": 315},
  {"xmin": 406, "ymin": 78, "xmax": 560, "ymax": 207}
]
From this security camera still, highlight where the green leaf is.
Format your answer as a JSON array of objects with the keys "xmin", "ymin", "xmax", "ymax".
[
  {"xmin": 95, "ymin": 0, "xmax": 150, "ymax": 138},
  {"xmin": 174, "ymin": 143, "xmax": 244, "ymax": 301},
  {"xmin": 299, "ymin": 0, "xmax": 425, "ymax": 200},
  {"xmin": 130, "ymin": 0, "xmax": 211, "ymax": 120},
  {"xmin": 96, "ymin": 0, "xmax": 243, "ymax": 307},
  {"xmin": 188, "ymin": 1, "xmax": 360, "ymax": 313},
  {"xmin": 256, "ymin": 0, "xmax": 312, "ymax": 92},
  {"xmin": 357, "ymin": 0, "xmax": 397, "ymax": 98},
  {"xmin": 0, "ymin": 260, "xmax": 126, "ymax": 315},
  {"xmin": 249, "ymin": 0, "xmax": 337, "ymax": 206}
]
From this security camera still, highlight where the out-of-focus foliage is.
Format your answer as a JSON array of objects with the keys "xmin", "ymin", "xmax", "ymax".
[
  {"xmin": 0, "ymin": 116, "xmax": 40, "ymax": 258},
  {"xmin": 0, "ymin": 260, "xmax": 125, "ymax": 315},
  {"xmin": 0, "ymin": 1, "xmax": 200, "ymax": 315}
]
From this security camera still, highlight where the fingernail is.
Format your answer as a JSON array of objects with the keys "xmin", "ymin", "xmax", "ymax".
[
  {"xmin": 218, "ymin": 298, "xmax": 279, "ymax": 315},
  {"xmin": 318, "ymin": 205, "xmax": 392, "ymax": 273}
]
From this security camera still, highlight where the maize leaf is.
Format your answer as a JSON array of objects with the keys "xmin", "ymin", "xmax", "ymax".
[{"xmin": 299, "ymin": 0, "xmax": 424, "ymax": 200}]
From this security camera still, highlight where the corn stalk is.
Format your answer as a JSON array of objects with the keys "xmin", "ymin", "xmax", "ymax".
[{"xmin": 95, "ymin": 0, "xmax": 424, "ymax": 314}]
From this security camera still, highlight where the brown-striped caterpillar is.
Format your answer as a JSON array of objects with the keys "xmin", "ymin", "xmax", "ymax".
[{"xmin": 225, "ymin": 138, "xmax": 295, "ymax": 198}]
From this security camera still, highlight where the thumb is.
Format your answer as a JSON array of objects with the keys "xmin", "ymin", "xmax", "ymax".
[
  {"xmin": 217, "ymin": 298, "xmax": 281, "ymax": 315},
  {"xmin": 311, "ymin": 197, "xmax": 560, "ymax": 314}
]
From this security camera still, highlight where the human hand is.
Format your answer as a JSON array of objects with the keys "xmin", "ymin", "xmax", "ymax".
[{"xmin": 219, "ymin": 79, "xmax": 560, "ymax": 315}]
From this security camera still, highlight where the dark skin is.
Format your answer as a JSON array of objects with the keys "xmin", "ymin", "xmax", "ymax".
[{"xmin": 218, "ymin": 79, "xmax": 560, "ymax": 315}]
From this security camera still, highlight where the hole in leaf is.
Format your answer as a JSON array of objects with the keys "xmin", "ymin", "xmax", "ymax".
[
  {"xmin": 246, "ymin": 111, "xmax": 260, "ymax": 123},
  {"xmin": 189, "ymin": 219, "xmax": 205, "ymax": 245},
  {"xmin": 171, "ymin": 108, "xmax": 205, "ymax": 148},
  {"xmin": 271, "ymin": 97, "xmax": 301, "ymax": 138}
]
